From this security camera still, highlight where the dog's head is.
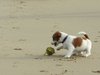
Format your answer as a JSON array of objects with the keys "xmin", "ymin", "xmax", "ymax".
[{"xmin": 51, "ymin": 31, "xmax": 61, "ymax": 46}]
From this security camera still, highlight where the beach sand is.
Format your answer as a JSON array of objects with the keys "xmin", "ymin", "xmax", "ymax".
[{"xmin": 0, "ymin": 0, "xmax": 100, "ymax": 75}]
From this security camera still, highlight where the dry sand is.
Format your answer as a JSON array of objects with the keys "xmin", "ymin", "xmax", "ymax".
[{"xmin": 0, "ymin": 0, "xmax": 100, "ymax": 75}]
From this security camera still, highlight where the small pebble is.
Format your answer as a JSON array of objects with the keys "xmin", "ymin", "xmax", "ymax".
[
  {"xmin": 92, "ymin": 70, "xmax": 100, "ymax": 73},
  {"xmin": 14, "ymin": 48, "xmax": 22, "ymax": 50},
  {"xmin": 94, "ymin": 40, "xmax": 98, "ymax": 43},
  {"xmin": 40, "ymin": 70, "xmax": 48, "ymax": 72}
]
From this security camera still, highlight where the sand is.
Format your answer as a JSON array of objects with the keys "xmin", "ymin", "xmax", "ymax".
[{"xmin": 0, "ymin": 0, "xmax": 100, "ymax": 75}]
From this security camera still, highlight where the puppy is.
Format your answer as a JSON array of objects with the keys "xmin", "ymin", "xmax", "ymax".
[{"xmin": 51, "ymin": 31, "xmax": 92, "ymax": 58}]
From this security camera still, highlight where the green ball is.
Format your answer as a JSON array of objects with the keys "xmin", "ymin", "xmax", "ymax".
[{"xmin": 46, "ymin": 47, "xmax": 55, "ymax": 56}]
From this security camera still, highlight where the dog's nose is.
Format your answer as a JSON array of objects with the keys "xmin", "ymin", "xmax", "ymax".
[{"xmin": 51, "ymin": 42, "xmax": 54, "ymax": 45}]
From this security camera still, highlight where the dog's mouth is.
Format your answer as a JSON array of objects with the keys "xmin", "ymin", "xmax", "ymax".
[
  {"xmin": 51, "ymin": 42, "xmax": 57, "ymax": 46},
  {"xmin": 54, "ymin": 42, "xmax": 57, "ymax": 46}
]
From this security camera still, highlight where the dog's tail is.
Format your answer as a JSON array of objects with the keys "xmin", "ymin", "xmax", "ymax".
[{"xmin": 78, "ymin": 31, "xmax": 89, "ymax": 39}]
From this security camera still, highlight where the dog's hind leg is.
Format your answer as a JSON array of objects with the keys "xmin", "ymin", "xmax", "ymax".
[
  {"xmin": 81, "ymin": 41, "xmax": 92, "ymax": 57},
  {"xmin": 81, "ymin": 47, "xmax": 91, "ymax": 57}
]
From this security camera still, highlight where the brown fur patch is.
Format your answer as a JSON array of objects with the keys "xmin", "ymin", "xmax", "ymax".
[
  {"xmin": 73, "ymin": 37, "xmax": 82, "ymax": 48},
  {"xmin": 53, "ymin": 31, "xmax": 61, "ymax": 41}
]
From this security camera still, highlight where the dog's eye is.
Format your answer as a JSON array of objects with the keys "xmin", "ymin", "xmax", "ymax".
[
  {"xmin": 52, "ymin": 36, "xmax": 55, "ymax": 41},
  {"xmin": 53, "ymin": 37, "xmax": 57, "ymax": 41},
  {"xmin": 53, "ymin": 38, "xmax": 55, "ymax": 41}
]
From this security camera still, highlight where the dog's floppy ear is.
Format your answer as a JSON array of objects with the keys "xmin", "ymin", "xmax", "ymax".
[
  {"xmin": 56, "ymin": 31, "xmax": 61, "ymax": 37},
  {"xmin": 53, "ymin": 31, "xmax": 61, "ymax": 41}
]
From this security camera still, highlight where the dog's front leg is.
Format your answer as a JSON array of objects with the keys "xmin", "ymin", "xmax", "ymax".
[
  {"xmin": 57, "ymin": 46, "xmax": 63, "ymax": 51},
  {"xmin": 64, "ymin": 47, "xmax": 74, "ymax": 58}
]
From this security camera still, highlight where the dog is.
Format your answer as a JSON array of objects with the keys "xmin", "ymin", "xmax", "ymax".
[{"xmin": 51, "ymin": 31, "xmax": 92, "ymax": 58}]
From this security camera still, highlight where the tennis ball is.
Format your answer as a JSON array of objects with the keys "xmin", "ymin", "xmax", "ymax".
[{"xmin": 44, "ymin": 47, "xmax": 55, "ymax": 56}]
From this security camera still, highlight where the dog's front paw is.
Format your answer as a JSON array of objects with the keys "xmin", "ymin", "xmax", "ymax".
[
  {"xmin": 64, "ymin": 55, "xmax": 71, "ymax": 58},
  {"xmin": 56, "ymin": 46, "xmax": 63, "ymax": 51}
]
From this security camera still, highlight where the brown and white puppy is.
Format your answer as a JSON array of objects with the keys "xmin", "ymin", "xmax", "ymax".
[{"xmin": 51, "ymin": 31, "xmax": 92, "ymax": 58}]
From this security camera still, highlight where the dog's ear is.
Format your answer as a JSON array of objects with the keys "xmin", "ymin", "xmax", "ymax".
[
  {"xmin": 53, "ymin": 31, "xmax": 61, "ymax": 41},
  {"xmin": 56, "ymin": 31, "xmax": 61, "ymax": 37}
]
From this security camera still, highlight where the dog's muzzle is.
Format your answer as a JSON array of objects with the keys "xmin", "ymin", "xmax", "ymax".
[{"xmin": 51, "ymin": 42, "xmax": 57, "ymax": 46}]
